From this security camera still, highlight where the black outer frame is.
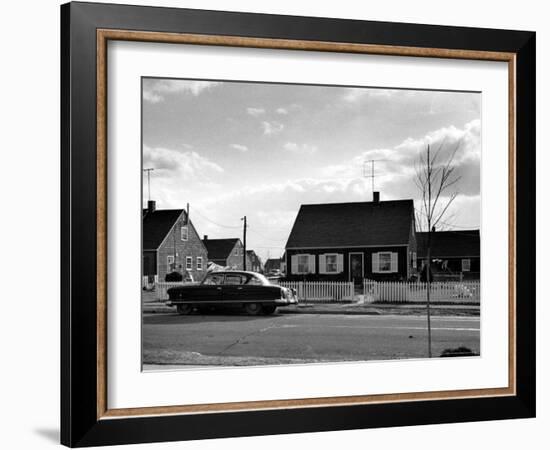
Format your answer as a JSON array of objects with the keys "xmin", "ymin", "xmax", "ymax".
[{"xmin": 61, "ymin": 1, "xmax": 535, "ymax": 447}]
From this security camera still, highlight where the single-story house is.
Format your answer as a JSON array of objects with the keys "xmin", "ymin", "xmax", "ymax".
[
  {"xmin": 202, "ymin": 236, "xmax": 248, "ymax": 270},
  {"xmin": 284, "ymin": 197, "xmax": 417, "ymax": 283},
  {"xmin": 142, "ymin": 201, "xmax": 208, "ymax": 285},
  {"xmin": 416, "ymin": 230, "xmax": 480, "ymax": 280}
]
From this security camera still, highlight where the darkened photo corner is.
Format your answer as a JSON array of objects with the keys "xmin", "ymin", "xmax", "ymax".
[{"xmin": 141, "ymin": 78, "xmax": 481, "ymax": 369}]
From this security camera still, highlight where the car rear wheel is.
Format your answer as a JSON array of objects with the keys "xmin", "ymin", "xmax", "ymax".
[
  {"xmin": 176, "ymin": 304, "xmax": 192, "ymax": 315},
  {"xmin": 262, "ymin": 305, "xmax": 277, "ymax": 315},
  {"xmin": 244, "ymin": 303, "xmax": 262, "ymax": 315}
]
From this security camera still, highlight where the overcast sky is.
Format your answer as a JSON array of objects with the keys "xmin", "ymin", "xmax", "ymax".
[{"xmin": 142, "ymin": 78, "xmax": 481, "ymax": 261}]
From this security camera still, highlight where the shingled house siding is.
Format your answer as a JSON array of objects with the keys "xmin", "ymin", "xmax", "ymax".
[
  {"xmin": 285, "ymin": 246, "xmax": 409, "ymax": 282},
  {"xmin": 157, "ymin": 219, "xmax": 208, "ymax": 282}
]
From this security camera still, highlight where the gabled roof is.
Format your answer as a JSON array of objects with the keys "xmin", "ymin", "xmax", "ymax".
[
  {"xmin": 285, "ymin": 200, "xmax": 414, "ymax": 249},
  {"xmin": 416, "ymin": 230, "xmax": 480, "ymax": 258},
  {"xmin": 203, "ymin": 238, "xmax": 240, "ymax": 260},
  {"xmin": 142, "ymin": 209, "xmax": 185, "ymax": 250}
]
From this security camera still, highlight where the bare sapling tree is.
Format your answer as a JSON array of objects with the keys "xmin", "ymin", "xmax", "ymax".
[{"xmin": 415, "ymin": 142, "xmax": 461, "ymax": 358}]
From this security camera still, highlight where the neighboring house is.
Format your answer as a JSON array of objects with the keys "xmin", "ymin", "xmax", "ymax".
[
  {"xmin": 142, "ymin": 201, "xmax": 208, "ymax": 284},
  {"xmin": 264, "ymin": 258, "xmax": 282, "ymax": 274},
  {"xmin": 284, "ymin": 197, "xmax": 417, "ymax": 283},
  {"xmin": 416, "ymin": 230, "xmax": 480, "ymax": 280},
  {"xmin": 246, "ymin": 250, "xmax": 263, "ymax": 273},
  {"xmin": 202, "ymin": 236, "xmax": 247, "ymax": 270}
]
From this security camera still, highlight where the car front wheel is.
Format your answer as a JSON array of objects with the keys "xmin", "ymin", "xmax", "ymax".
[
  {"xmin": 262, "ymin": 305, "xmax": 277, "ymax": 315},
  {"xmin": 244, "ymin": 303, "xmax": 262, "ymax": 315},
  {"xmin": 176, "ymin": 304, "xmax": 192, "ymax": 315}
]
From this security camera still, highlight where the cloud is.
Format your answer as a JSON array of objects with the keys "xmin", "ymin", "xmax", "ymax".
[
  {"xmin": 262, "ymin": 121, "xmax": 284, "ymax": 135},
  {"xmin": 276, "ymin": 107, "xmax": 288, "ymax": 115},
  {"xmin": 142, "ymin": 79, "xmax": 220, "ymax": 103},
  {"xmin": 283, "ymin": 142, "xmax": 318, "ymax": 155},
  {"xmin": 230, "ymin": 144, "xmax": 249, "ymax": 152},
  {"xmin": 143, "ymin": 145, "xmax": 224, "ymax": 178},
  {"xmin": 246, "ymin": 107, "xmax": 265, "ymax": 116},
  {"xmin": 318, "ymin": 119, "xmax": 481, "ymax": 200}
]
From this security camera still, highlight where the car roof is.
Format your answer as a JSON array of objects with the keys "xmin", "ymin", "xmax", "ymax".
[{"xmin": 208, "ymin": 271, "xmax": 260, "ymax": 276}]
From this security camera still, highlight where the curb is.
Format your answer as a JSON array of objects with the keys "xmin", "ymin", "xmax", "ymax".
[{"xmin": 143, "ymin": 303, "xmax": 480, "ymax": 316}]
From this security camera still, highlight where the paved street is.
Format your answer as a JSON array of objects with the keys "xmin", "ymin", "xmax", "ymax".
[{"xmin": 143, "ymin": 312, "xmax": 480, "ymax": 368}]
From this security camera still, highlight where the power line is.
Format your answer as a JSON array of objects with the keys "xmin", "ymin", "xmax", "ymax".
[{"xmin": 191, "ymin": 208, "xmax": 242, "ymax": 229}]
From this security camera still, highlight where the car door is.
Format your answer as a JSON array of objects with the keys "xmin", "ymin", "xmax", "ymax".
[
  {"xmin": 195, "ymin": 273, "xmax": 224, "ymax": 304},
  {"xmin": 221, "ymin": 273, "xmax": 248, "ymax": 303}
]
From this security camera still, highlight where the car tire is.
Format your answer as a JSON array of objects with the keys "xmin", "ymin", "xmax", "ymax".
[
  {"xmin": 176, "ymin": 304, "xmax": 192, "ymax": 315},
  {"xmin": 262, "ymin": 305, "xmax": 277, "ymax": 315},
  {"xmin": 244, "ymin": 303, "xmax": 263, "ymax": 315}
]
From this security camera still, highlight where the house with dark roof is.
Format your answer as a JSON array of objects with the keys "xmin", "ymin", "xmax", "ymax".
[
  {"xmin": 264, "ymin": 258, "xmax": 282, "ymax": 274},
  {"xmin": 284, "ymin": 196, "xmax": 417, "ymax": 283},
  {"xmin": 142, "ymin": 201, "xmax": 208, "ymax": 284},
  {"xmin": 202, "ymin": 236, "xmax": 247, "ymax": 270},
  {"xmin": 416, "ymin": 230, "xmax": 480, "ymax": 280}
]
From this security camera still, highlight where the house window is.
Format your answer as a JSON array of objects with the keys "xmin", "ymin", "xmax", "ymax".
[
  {"xmin": 181, "ymin": 226, "xmax": 188, "ymax": 241},
  {"xmin": 379, "ymin": 252, "xmax": 392, "ymax": 272},
  {"xmin": 197, "ymin": 257, "xmax": 203, "ymax": 271},
  {"xmin": 325, "ymin": 254, "xmax": 338, "ymax": 273},
  {"xmin": 167, "ymin": 255, "xmax": 175, "ymax": 272},
  {"xmin": 186, "ymin": 256, "xmax": 192, "ymax": 270},
  {"xmin": 412, "ymin": 251, "xmax": 417, "ymax": 269},
  {"xmin": 297, "ymin": 255, "xmax": 309, "ymax": 273},
  {"xmin": 373, "ymin": 252, "xmax": 398, "ymax": 273},
  {"xmin": 462, "ymin": 258, "xmax": 471, "ymax": 272}
]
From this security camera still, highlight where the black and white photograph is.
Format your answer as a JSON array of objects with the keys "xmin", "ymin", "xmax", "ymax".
[{"xmin": 141, "ymin": 78, "xmax": 482, "ymax": 369}]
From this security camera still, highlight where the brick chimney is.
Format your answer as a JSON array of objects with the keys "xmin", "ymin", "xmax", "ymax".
[
  {"xmin": 147, "ymin": 200, "xmax": 156, "ymax": 213},
  {"xmin": 373, "ymin": 191, "xmax": 380, "ymax": 203},
  {"xmin": 203, "ymin": 235, "xmax": 208, "ymax": 241}
]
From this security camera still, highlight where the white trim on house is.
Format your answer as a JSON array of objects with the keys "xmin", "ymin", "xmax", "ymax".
[
  {"xmin": 186, "ymin": 256, "xmax": 193, "ymax": 271},
  {"xmin": 197, "ymin": 256, "xmax": 203, "ymax": 271},
  {"xmin": 319, "ymin": 253, "xmax": 343, "ymax": 274}
]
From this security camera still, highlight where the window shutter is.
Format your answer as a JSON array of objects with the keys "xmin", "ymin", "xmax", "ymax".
[
  {"xmin": 308, "ymin": 254, "xmax": 316, "ymax": 274},
  {"xmin": 391, "ymin": 252, "xmax": 398, "ymax": 273},
  {"xmin": 337, "ymin": 254, "xmax": 344, "ymax": 273},
  {"xmin": 372, "ymin": 253, "xmax": 379, "ymax": 273},
  {"xmin": 291, "ymin": 255, "xmax": 298, "ymax": 274},
  {"xmin": 319, "ymin": 254, "xmax": 326, "ymax": 274}
]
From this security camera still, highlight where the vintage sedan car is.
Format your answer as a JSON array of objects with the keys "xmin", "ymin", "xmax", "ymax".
[{"xmin": 166, "ymin": 271, "xmax": 298, "ymax": 315}]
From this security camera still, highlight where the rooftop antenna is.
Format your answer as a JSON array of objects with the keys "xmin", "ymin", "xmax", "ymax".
[
  {"xmin": 363, "ymin": 159, "xmax": 385, "ymax": 200},
  {"xmin": 143, "ymin": 168, "xmax": 154, "ymax": 201}
]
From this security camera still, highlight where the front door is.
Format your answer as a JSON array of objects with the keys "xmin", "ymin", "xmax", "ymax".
[{"xmin": 349, "ymin": 253, "xmax": 364, "ymax": 285}]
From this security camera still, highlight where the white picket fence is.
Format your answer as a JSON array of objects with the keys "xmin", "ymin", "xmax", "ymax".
[
  {"xmin": 150, "ymin": 280, "xmax": 480, "ymax": 304},
  {"xmin": 279, "ymin": 281, "xmax": 355, "ymax": 303},
  {"xmin": 363, "ymin": 280, "xmax": 480, "ymax": 304}
]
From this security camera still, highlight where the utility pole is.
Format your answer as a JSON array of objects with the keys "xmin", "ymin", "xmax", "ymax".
[
  {"xmin": 143, "ymin": 168, "xmax": 154, "ymax": 201},
  {"xmin": 363, "ymin": 159, "xmax": 385, "ymax": 200},
  {"xmin": 241, "ymin": 216, "xmax": 247, "ymax": 270}
]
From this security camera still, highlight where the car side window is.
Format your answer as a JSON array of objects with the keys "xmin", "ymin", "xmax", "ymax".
[
  {"xmin": 203, "ymin": 274, "xmax": 224, "ymax": 285},
  {"xmin": 224, "ymin": 274, "xmax": 245, "ymax": 285},
  {"xmin": 246, "ymin": 276, "xmax": 262, "ymax": 285}
]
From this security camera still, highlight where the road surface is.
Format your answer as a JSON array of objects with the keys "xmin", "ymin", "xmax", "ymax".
[{"xmin": 143, "ymin": 312, "xmax": 480, "ymax": 368}]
